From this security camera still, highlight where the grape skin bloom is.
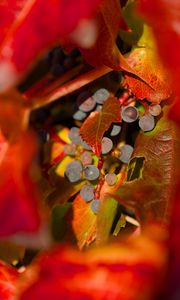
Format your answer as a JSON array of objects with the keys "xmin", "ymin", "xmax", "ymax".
[
  {"xmin": 80, "ymin": 151, "xmax": 92, "ymax": 166},
  {"xmin": 80, "ymin": 184, "xmax": 94, "ymax": 202},
  {"xmin": 90, "ymin": 199, "xmax": 100, "ymax": 214},
  {"xmin": 105, "ymin": 173, "xmax": 117, "ymax": 186},
  {"xmin": 139, "ymin": 114, "xmax": 155, "ymax": 132},
  {"xmin": 110, "ymin": 124, "xmax": 121, "ymax": 137},
  {"xmin": 65, "ymin": 160, "xmax": 83, "ymax": 183},
  {"xmin": 84, "ymin": 165, "xmax": 100, "ymax": 181},
  {"xmin": 119, "ymin": 144, "xmax": 134, "ymax": 164},
  {"xmin": 68, "ymin": 127, "xmax": 82, "ymax": 144},
  {"xmin": 149, "ymin": 104, "xmax": 162, "ymax": 116},
  {"xmin": 77, "ymin": 91, "xmax": 96, "ymax": 113},
  {"xmin": 101, "ymin": 137, "xmax": 113, "ymax": 154},
  {"xmin": 92, "ymin": 88, "xmax": 110, "ymax": 104},
  {"xmin": 121, "ymin": 106, "xmax": 139, "ymax": 123}
]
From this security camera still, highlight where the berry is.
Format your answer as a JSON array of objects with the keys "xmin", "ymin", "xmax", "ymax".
[
  {"xmin": 80, "ymin": 151, "xmax": 92, "ymax": 166},
  {"xmin": 77, "ymin": 91, "xmax": 96, "ymax": 112},
  {"xmin": 110, "ymin": 124, "xmax": 121, "ymax": 137},
  {"xmin": 64, "ymin": 143, "xmax": 76, "ymax": 156},
  {"xmin": 101, "ymin": 137, "xmax": 113, "ymax": 154},
  {"xmin": 73, "ymin": 110, "xmax": 87, "ymax": 121},
  {"xmin": 80, "ymin": 184, "xmax": 94, "ymax": 202},
  {"xmin": 84, "ymin": 165, "xmax": 100, "ymax": 181},
  {"xmin": 121, "ymin": 106, "xmax": 139, "ymax": 123},
  {"xmin": 119, "ymin": 144, "xmax": 134, "ymax": 164},
  {"xmin": 105, "ymin": 173, "xmax": 117, "ymax": 186},
  {"xmin": 149, "ymin": 104, "xmax": 162, "ymax": 116},
  {"xmin": 92, "ymin": 88, "xmax": 110, "ymax": 104},
  {"xmin": 68, "ymin": 127, "xmax": 82, "ymax": 144},
  {"xmin": 90, "ymin": 199, "xmax": 100, "ymax": 214},
  {"xmin": 139, "ymin": 114, "xmax": 155, "ymax": 132}
]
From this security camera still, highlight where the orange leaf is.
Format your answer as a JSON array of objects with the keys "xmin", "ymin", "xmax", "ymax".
[
  {"xmin": 0, "ymin": 260, "xmax": 19, "ymax": 300},
  {"xmin": 123, "ymin": 26, "xmax": 172, "ymax": 103},
  {"xmin": 80, "ymin": 96, "xmax": 121, "ymax": 155},
  {"xmin": 18, "ymin": 224, "xmax": 167, "ymax": 300}
]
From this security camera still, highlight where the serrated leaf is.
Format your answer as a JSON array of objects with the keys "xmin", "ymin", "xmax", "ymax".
[
  {"xmin": 123, "ymin": 25, "xmax": 172, "ymax": 103},
  {"xmin": 96, "ymin": 197, "xmax": 119, "ymax": 245},
  {"xmin": 66, "ymin": 194, "xmax": 97, "ymax": 249},
  {"xmin": 112, "ymin": 115, "xmax": 176, "ymax": 224},
  {"xmin": 80, "ymin": 96, "xmax": 121, "ymax": 155},
  {"xmin": 0, "ymin": 0, "xmax": 101, "ymax": 90}
]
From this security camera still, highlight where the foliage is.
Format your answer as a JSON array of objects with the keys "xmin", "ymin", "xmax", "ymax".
[{"xmin": 0, "ymin": 0, "xmax": 179, "ymax": 300}]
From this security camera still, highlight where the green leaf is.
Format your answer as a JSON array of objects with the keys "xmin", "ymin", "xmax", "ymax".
[
  {"xmin": 96, "ymin": 197, "xmax": 119, "ymax": 244},
  {"xmin": 51, "ymin": 203, "xmax": 72, "ymax": 241}
]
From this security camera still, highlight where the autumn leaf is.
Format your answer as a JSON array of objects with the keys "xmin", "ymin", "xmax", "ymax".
[
  {"xmin": 112, "ymin": 115, "xmax": 177, "ymax": 224},
  {"xmin": 80, "ymin": 96, "xmax": 121, "ymax": 155},
  {"xmin": 123, "ymin": 24, "xmax": 172, "ymax": 103},
  {"xmin": 0, "ymin": 260, "xmax": 19, "ymax": 300},
  {"xmin": 80, "ymin": 0, "xmax": 135, "ymax": 72},
  {"xmin": 18, "ymin": 224, "xmax": 167, "ymax": 300},
  {"xmin": 138, "ymin": 0, "xmax": 180, "ymax": 122},
  {"xmin": 0, "ymin": 0, "xmax": 101, "ymax": 91},
  {"xmin": 65, "ymin": 194, "xmax": 97, "ymax": 249},
  {"xmin": 0, "ymin": 131, "xmax": 41, "ymax": 236}
]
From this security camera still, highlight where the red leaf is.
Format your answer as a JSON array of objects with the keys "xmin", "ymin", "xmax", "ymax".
[
  {"xmin": 138, "ymin": 0, "xmax": 180, "ymax": 121},
  {"xmin": 80, "ymin": 96, "xmax": 121, "ymax": 155},
  {"xmin": 0, "ymin": 260, "xmax": 18, "ymax": 300},
  {"xmin": 80, "ymin": 0, "xmax": 134, "ymax": 71},
  {"xmin": 123, "ymin": 26, "xmax": 172, "ymax": 103},
  {"xmin": 0, "ymin": 0, "xmax": 101, "ymax": 90},
  {"xmin": 0, "ymin": 131, "xmax": 41, "ymax": 236},
  {"xmin": 113, "ymin": 115, "xmax": 177, "ymax": 224},
  {"xmin": 18, "ymin": 224, "xmax": 167, "ymax": 300}
]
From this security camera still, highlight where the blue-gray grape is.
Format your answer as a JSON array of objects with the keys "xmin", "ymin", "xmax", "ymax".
[
  {"xmin": 80, "ymin": 139, "xmax": 92, "ymax": 150},
  {"xmin": 80, "ymin": 151, "xmax": 92, "ymax": 166},
  {"xmin": 101, "ymin": 137, "xmax": 113, "ymax": 154},
  {"xmin": 110, "ymin": 124, "xmax": 121, "ymax": 137},
  {"xmin": 77, "ymin": 91, "xmax": 96, "ymax": 112},
  {"xmin": 121, "ymin": 106, "xmax": 139, "ymax": 123},
  {"xmin": 105, "ymin": 173, "xmax": 117, "ymax": 186},
  {"xmin": 84, "ymin": 165, "xmax": 100, "ymax": 181},
  {"xmin": 68, "ymin": 127, "xmax": 82, "ymax": 144},
  {"xmin": 80, "ymin": 184, "xmax": 94, "ymax": 202},
  {"xmin": 73, "ymin": 110, "xmax": 87, "ymax": 121},
  {"xmin": 149, "ymin": 104, "xmax": 162, "ymax": 116},
  {"xmin": 119, "ymin": 144, "xmax": 134, "ymax": 164},
  {"xmin": 90, "ymin": 199, "xmax": 100, "ymax": 214},
  {"xmin": 92, "ymin": 88, "xmax": 110, "ymax": 104},
  {"xmin": 139, "ymin": 114, "xmax": 155, "ymax": 132},
  {"xmin": 64, "ymin": 143, "xmax": 76, "ymax": 156},
  {"xmin": 65, "ymin": 160, "xmax": 82, "ymax": 183}
]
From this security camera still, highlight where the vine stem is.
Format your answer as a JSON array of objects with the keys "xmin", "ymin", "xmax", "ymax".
[{"xmin": 30, "ymin": 65, "xmax": 112, "ymax": 110}]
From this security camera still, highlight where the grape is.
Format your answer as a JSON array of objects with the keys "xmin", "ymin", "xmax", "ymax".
[
  {"xmin": 80, "ymin": 151, "xmax": 92, "ymax": 166},
  {"xmin": 101, "ymin": 137, "xmax": 113, "ymax": 154},
  {"xmin": 68, "ymin": 127, "xmax": 82, "ymax": 144},
  {"xmin": 149, "ymin": 104, "xmax": 162, "ymax": 116},
  {"xmin": 121, "ymin": 106, "xmax": 139, "ymax": 123},
  {"xmin": 105, "ymin": 173, "xmax": 117, "ymax": 186},
  {"xmin": 110, "ymin": 124, "xmax": 121, "ymax": 137},
  {"xmin": 80, "ymin": 139, "xmax": 92, "ymax": 150},
  {"xmin": 64, "ymin": 143, "xmax": 76, "ymax": 156},
  {"xmin": 80, "ymin": 184, "xmax": 94, "ymax": 202},
  {"xmin": 73, "ymin": 110, "xmax": 87, "ymax": 121},
  {"xmin": 65, "ymin": 160, "xmax": 82, "ymax": 183},
  {"xmin": 90, "ymin": 199, "xmax": 100, "ymax": 214},
  {"xmin": 139, "ymin": 114, "xmax": 155, "ymax": 132},
  {"xmin": 84, "ymin": 165, "xmax": 100, "ymax": 181},
  {"xmin": 95, "ymin": 104, "xmax": 102, "ymax": 112},
  {"xmin": 77, "ymin": 91, "xmax": 96, "ymax": 112},
  {"xmin": 119, "ymin": 144, "xmax": 134, "ymax": 164},
  {"xmin": 92, "ymin": 88, "xmax": 110, "ymax": 104}
]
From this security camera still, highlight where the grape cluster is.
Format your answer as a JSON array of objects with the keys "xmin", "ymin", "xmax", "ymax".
[
  {"xmin": 121, "ymin": 103, "xmax": 162, "ymax": 132},
  {"xmin": 63, "ymin": 88, "xmax": 163, "ymax": 214}
]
